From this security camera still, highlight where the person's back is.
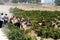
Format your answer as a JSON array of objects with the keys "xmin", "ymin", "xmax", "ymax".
[
  {"xmin": 54, "ymin": 24, "xmax": 58, "ymax": 28},
  {"xmin": 27, "ymin": 20, "xmax": 32, "ymax": 26},
  {"xmin": 14, "ymin": 20, "xmax": 20, "ymax": 28},
  {"xmin": 10, "ymin": 16, "xmax": 14, "ymax": 23},
  {"xmin": 52, "ymin": 22, "xmax": 57, "ymax": 28},
  {"xmin": 41, "ymin": 19, "xmax": 46, "ymax": 26},
  {"xmin": 22, "ymin": 17, "xmax": 24, "ymax": 20},
  {"xmin": 4, "ymin": 14, "xmax": 8, "ymax": 24},
  {"xmin": 0, "ymin": 13, "xmax": 4, "ymax": 22},
  {"xmin": 0, "ymin": 13, "xmax": 4, "ymax": 27},
  {"xmin": 0, "ymin": 14, "xmax": 2, "ymax": 28},
  {"xmin": 21, "ymin": 17, "xmax": 24, "ymax": 22},
  {"xmin": 0, "ymin": 14, "xmax": 1, "ymax": 21},
  {"xmin": 4, "ymin": 15, "xmax": 8, "ymax": 21}
]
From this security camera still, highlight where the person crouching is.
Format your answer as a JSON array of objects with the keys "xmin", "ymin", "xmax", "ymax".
[{"xmin": 14, "ymin": 19, "xmax": 21, "ymax": 28}]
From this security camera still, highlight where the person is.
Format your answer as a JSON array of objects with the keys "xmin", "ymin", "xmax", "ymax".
[
  {"xmin": 14, "ymin": 19, "xmax": 21, "ymax": 28},
  {"xmin": 38, "ymin": 23, "xmax": 42, "ymax": 26},
  {"xmin": 0, "ymin": 13, "xmax": 4, "ymax": 28},
  {"xmin": 20, "ymin": 17, "xmax": 25, "ymax": 22},
  {"xmin": 21, "ymin": 22, "xmax": 27, "ymax": 30},
  {"xmin": 27, "ymin": 20, "xmax": 32, "ymax": 26},
  {"xmin": 51, "ymin": 21, "xmax": 58, "ymax": 28},
  {"xmin": 41, "ymin": 18, "xmax": 46, "ymax": 26},
  {"xmin": 10, "ymin": 16, "xmax": 14, "ymax": 23},
  {"xmin": 4, "ymin": 14, "xmax": 8, "ymax": 25}
]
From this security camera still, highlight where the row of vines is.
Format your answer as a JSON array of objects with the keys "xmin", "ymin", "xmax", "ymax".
[{"xmin": 8, "ymin": 8, "xmax": 60, "ymax": 40}]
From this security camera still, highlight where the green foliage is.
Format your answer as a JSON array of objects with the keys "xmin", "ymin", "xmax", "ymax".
[
  {"xmin": 7, "ymin": 23, "xmax": 36, "ymax": 40},
  {"xmin": 9, "ymin": 8, "xmax": 60, "ymax": 39},
  {"xmin": 7, "ymin": 23, "xmax": 18, "ymax": 30},
  {"xmin": 35, "ymin": 27, "xmax": 60, "ymax": 39},
  {"xmin": 12, "ymin": 0, "xmax": 18, "ymax": 3},
  {"xmin": 55, "ymin": 0, "xmax": 60, "ymax": 6},
  {"xmin": 8, "ymin": 29, "xmax": 24, "ymax": 40},
  {"xmin": 10, "ymin": 8, "xmax": 60, "ymax": 27},
  {"xmin": 23, "ymin": 34, "xmax": 36, "ymax": 40}
]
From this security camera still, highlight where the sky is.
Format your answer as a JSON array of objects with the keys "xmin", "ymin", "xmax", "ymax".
[{"xmin": 41, "ymin": 0, "xmax": 55, "ymax": 3}]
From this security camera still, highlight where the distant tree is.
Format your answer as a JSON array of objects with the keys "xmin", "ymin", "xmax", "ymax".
[
  {"xmin": 12, "ymin": 0, "xmax": 41, "ymax": 3},
  {"xmin": 27, "ymin": 0, "xmax": 41, "ymax": 4},
  {"xmin": 12, "ymin": 0, "xmax": 18, "ymax": 3},
  {"xmin": 36, "ymin": 0, "xmax": 41, "ymax": 4},
  {"xmin": 55, "ymin": 0, "xmax": 60, "ymax": 6}
]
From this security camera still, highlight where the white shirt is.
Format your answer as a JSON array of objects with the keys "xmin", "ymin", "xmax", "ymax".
[
  {"xmin": 0, "ymin": 15, "xmax": 4, "ymax": 22},
  {"xmin": 4, "ymin": 15, "xmax": 8, "ymax": 21}
]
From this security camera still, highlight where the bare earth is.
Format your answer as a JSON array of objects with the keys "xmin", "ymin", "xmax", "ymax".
[
  {"xmin": 0, "ymin": 28, "xmax": 8, "ymax": 40},
  {"xmin": 15, "ymin": 4, "xmax": 60, "ymax": 11}
]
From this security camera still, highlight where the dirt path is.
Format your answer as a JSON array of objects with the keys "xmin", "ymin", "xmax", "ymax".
[
  {"xmin": 0, "ymin": 28, "xmax": 8, "ymax": 40},
  {"xmin": 0, "ymin": 5, "xmax": 13, "ymax": 18},
  {"xmin": 14, "ymin": 4, "xmax": 60, "ymax": 11},
  {"xmin": 0, "ymin": 5, "xmax": 13, "ymax": 40}
]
